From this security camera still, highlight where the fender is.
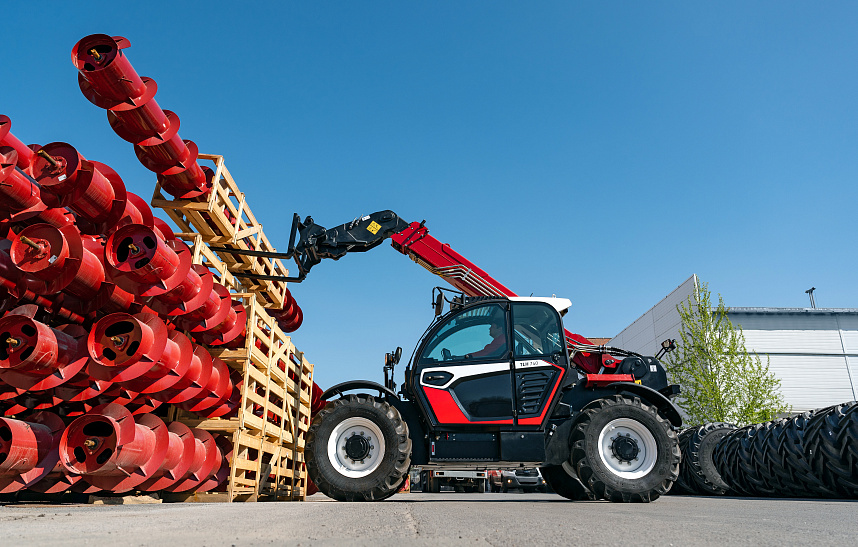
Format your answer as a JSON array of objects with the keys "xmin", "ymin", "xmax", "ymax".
[
  {"xmin": 606, "ymin": 382, "xmax": 682, "ymax": 427},
  {"xmin": 320, "ymin": 380, "xmax": 398, "ymax": 401}
]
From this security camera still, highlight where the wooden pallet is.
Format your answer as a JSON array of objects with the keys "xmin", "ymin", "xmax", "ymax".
[
  {"xmin": 151, "ymin": 153, "xmax": 292, "ymax": 309},
  {"xmin": 151, "ymin": 154, "xmax": 314, "ymax": 502},
  {"xmin": 167, "ymin": 295, "xmax": 313, "ymax": 502}
]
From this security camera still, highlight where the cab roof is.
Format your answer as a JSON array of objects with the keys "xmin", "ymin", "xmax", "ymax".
[{"xmin": 508, "ymin": 297, "xmax": 572, "ymax": 314}]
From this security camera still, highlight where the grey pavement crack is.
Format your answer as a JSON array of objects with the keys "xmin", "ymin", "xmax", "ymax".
[{"xmin": 403, "ymin": 502, "xmax": 420, "ymax": 537}]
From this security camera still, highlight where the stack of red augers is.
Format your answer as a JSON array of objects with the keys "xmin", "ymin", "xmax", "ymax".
[
  {"xmin": 0, "ymin": 113, "xmax": 241, "ymax": 494},
  {"xmin": 0, "ymin": 33, "xmax": 314, "ymax": 498}
]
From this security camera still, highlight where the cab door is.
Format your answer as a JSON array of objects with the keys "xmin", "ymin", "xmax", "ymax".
[
  {"xmin": 414, "ymin": 303, "xmax": 515, "ymax": 426},
  {"xmin": 510, "ymin": 302, "xmax": 567, "ymax": 427}
]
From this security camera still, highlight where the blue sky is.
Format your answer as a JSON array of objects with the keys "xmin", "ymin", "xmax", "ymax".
[{"xmin": 4, "ymin": 3, "xmax": 857, "ymax": 388}]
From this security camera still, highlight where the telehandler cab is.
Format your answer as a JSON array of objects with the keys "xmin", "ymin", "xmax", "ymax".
[{"xmin": 306, "ymin": 288, "xmax": 682, "ymax": 502}]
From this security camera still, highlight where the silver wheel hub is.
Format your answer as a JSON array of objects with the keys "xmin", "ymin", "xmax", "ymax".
[
  {"xmin": 327, "ymin": 417, "xmax": 386, "ymax": 478},
  {"xmin": 597, "ymin": 418, "xmax": 657, "ymax": 479}
]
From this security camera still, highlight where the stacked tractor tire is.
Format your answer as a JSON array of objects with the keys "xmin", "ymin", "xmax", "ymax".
[
  {"xmin": 672, "ymin": 401, "xmax": 858, "ymax": 498},
  {"xmin": 0, "ymin": 34, "xmax": 305, "ymax": 499}
]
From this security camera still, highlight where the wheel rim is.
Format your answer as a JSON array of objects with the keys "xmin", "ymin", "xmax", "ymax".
[
  {"xmin": 597, "ymin": 417, "xmax": 658, "ymax": 479},
  {"xmin": 327, "ymin": 416, "xmax": 387, "ymax": 478}
]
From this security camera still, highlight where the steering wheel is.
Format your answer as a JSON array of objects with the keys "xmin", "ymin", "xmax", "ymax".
[{"xmin": 442, "ymin": 348, "xmax": 452, "ymax": 361}]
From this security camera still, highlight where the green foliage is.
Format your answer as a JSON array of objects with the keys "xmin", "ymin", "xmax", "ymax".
[{"xmin": 665, "ymin": 281, "xmax": 790, "ymax": 426}]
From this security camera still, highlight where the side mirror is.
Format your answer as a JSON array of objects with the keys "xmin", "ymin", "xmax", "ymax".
[
  {"xmin": 434, "ymin": 293, "xmax": 444, "ymax": 316},
  {"xmin": 655, "ymin": 339, "xmax": 677, "ymax": 360},
  {"xmin": 385, "ymin": 347, "xmax": 403, "ymax": 369}
]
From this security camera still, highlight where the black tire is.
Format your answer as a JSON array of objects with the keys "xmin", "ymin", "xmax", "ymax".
[
  {"xmin": 570, "ymin": 395, "xmax": 680, "ymax": 503},
  {"xmin": 684, "ymin": 422, "xmax": 736, "ymax": 495},
  {"xmin": 742, "ymin": 420, "xmax": 782, "ymax": 497},
  {"xmin": 712, "ymin": 426, "xmax": 749, "ymax": 496},
  {"xmin": 730, "ymin": 423, "xmax": 767, "ymax": 496},
  {"xmin": 760, "ymin": 413, "xmax": 833, "ymax": 498},
  {"xmin": 501, "ymin": 484, "xmax": 508, "ymax": 493},
  {"xmin": 672, "ymin": 427, "xmax": 698, "ymax": 495},
  {"xmin": 306, "ymin": 394, "xmax": 411, "ymax": 501},
  {"xmin": 540, "ymin": 464, "xmax": 595, "ymax": 501},
  {"xmin": 803, "ymin": 403, "xmax": 857, "ymax": 497}
]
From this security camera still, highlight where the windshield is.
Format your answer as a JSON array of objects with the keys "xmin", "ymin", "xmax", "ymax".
[{"xmin": 418, "ymin": 303, "xmax": 507, "ymax": 363}]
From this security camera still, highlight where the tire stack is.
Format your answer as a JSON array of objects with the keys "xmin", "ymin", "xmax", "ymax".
[{"xmin": 674, "ymin": 401, "xmax": 858, "ymax": 499}]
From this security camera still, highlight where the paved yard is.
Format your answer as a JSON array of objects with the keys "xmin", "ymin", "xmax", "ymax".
[{"xmin": 1, "ymin": 492, "xmax": 855, "ymax": 546}]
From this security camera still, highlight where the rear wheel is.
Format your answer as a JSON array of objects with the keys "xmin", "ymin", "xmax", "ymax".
[
  {"xmin": 540, "ymin": 463, "xmax": 595, "ymax": 501},
  {"xmin": 571, "ymin": 395, "xmax": 680, "ymax": 503},
  {"xmin": 306, "ymin": 394, "xmax": 411, "ymax": 501}
]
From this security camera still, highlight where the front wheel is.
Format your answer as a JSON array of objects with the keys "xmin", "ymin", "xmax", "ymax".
[
  {"xmin": 306, "ymin": 394, "xmax": 411, "ymax": 501},
  {"xmin": 570, "ymin": 395, "xmax": 680, "ymax": 503}
]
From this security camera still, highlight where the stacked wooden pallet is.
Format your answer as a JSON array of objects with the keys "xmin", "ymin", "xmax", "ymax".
[
  {"xmin": 151, "ymin": 153, "xmax": 293, "ymax": 309},
  {"xmin": 154, "ymin": 155, "xmax": 313, "ymax": 502}
]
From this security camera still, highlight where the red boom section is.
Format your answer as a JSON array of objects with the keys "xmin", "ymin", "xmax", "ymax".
[{"xmin": 390, "ymin": 222, "xmax": 603, "ymax": 374}]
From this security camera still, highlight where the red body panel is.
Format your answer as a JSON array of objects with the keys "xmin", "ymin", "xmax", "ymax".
[
  {"xmin": 423, "ymin": 386, "xmax": 513, "ymax": 425},
  {"xmin": 584, "ymin": 373, "xmax": 635, "ymax": 387}
]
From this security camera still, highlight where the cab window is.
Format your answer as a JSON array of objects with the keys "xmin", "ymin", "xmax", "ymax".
[
  {"xmin": 511, "ymin": 302, "xmax": 563, "ymax": 357},
  {"xmin": 418, "ymin": 304, "xmax": 508, "ymax": 363}
]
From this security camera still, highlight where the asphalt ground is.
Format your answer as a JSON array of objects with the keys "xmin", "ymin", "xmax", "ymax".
[{"xmin": 1, "ymin": 492, "xmax": 856, "ymax": 546}]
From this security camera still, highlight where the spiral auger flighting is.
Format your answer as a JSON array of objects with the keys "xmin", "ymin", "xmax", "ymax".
[
  {"xmin": 56, "ymin": 403, "xmax": 229, "ymax": 494},
  {"xmin": 71, "ymin": 34, "xmax": 302, "ymax": 334},
  {"xmin": 72, "ymin": 35, "xmax": 213, "ymax": 201},
  {"xmin": 0, "ymin": 411, "xmax": 65, "ymax": 493}
]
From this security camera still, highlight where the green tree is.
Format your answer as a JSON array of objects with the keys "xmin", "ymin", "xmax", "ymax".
[{"xmin": 665, "ymin": 281, "xmax": 790, "ymax": 426}]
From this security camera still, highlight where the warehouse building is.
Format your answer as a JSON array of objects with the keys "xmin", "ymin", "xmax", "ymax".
[{"xmin": 609, "ymin": 274, "xmax": 858, "ymax": 412}]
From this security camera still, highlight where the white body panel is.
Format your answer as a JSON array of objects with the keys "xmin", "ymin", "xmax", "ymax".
[{"xmin": 420, "ymin": 362, "xmax": 508, "ymax": 389}]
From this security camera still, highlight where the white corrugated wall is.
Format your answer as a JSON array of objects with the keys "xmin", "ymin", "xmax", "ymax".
[
  {"xmin": 609, "ymin": 275, "xmax": 858, "ymax": 412},
  {"xmin": 734, "ymin": 312, "xmax": 858, "ymax": 410}
]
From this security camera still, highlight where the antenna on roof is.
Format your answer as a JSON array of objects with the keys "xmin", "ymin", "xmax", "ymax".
[{"xmin": 805, "ymin": 287, "xmax": 816, "ymax": 309}]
